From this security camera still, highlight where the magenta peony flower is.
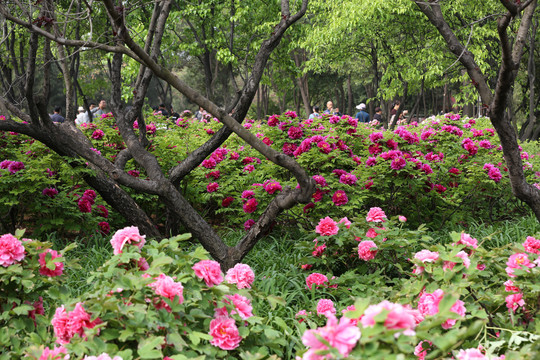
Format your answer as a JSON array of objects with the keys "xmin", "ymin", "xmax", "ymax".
[
  {"xmin": 38, "ymin": 249, "xmax": 64, "ymax": 277},
  {"xmin": 224, "ymin": 293, "xmax": 253, "ymax": 319},
  {"xmin": 302, "ymin": 314, "xmax": 361, "ymax": 359},
  {"xmin": 77, "ymin": 198, "xmax": 92, "ymax": 213},
  {"xmin": 358, "ymin": 240, "xmax": 378, "ymax": 261},
  {"xmin": 312, "ymin": 175, "xmax": 328, "ymax": 187},
  {"xmin": 207, "ymin": 182, "xmax": 219, "ymax": 193},
  {"xmin": 222, "ymin": 197, "xmax": 234, "ymax": 207},
  {"xmin": 91, "ymin": 129, "xmax": 104, "ymax": 140},
  {"xmin": 209, "ymin": 317, "xmax": 242, "ymax": 350},
  {"xmin": 98, "ymin": 221, "xmax": 110, "ymax": 235},
  {"xmin": 505, "ymin": 293, "xmax": 525, "ymax": 313},
  {"xmin": 110, "ymin": 226, "xmax": 146, "ymax": 255},
  {"xmin": 96, "ymin": 205, "xmax": 109, "ymax": 218},
  {"xmin": 242, "ymin": 198, "xmax": 258, "ymax": 214},
  {"xmin": 315, "ymin": 216, "xmax": 339, "ymax": 236},
  {"xmin": 0, "ymin": 160, "xmax": 12, "ymax": 169},
  {"xmin": 306, "ymin": 273, "xmax": 328, "ymax": 290},
  {"xmin": 366, "ymin": 207, "xmax": 387, "ymax": 222},
  {"xmin": 83, "ymin": 189, "xmax": 97, "ymax": 200},
  {"xmin": 42, "ymin": 187, "xmax": 59, "ymax": 198},
  {"xmin": 192, "ymin": 260, "xmax": 223, "ymax": 287},
  {"xmin": 7, "ymin": 161, "xmax": 25, "ymax": 174},
  {"xmin": 241, "ymin": 190, "xmax": 254, "ymax": 199},
  {"xmin": 0, "ymin": 233, "xmax": 25, "ymax": 267},
  {"xmin": 390, "ymin": 157, "xmax": 406, "ymax": 170},
  {"xmin": 202, "ymin": 158, "xmax": 217, "ymax": 169},
  {"xmin": 149, "ymin": 273, "xmax": 184, "ymax": 307},
  {"xmin": 523, "ymin": 236, "xmax": 540, "ymax": 254},
  {"xmin": 263, "ymin": 180, "xmax": 282, "ymax": 194},
  {"xmin": 127, "ymin": 169, "xmax": 140, "ymax": 177},
  {"xmin": 243, "ymin": 219, "xmax": 255, "ymax": 231},
  {"xmin": 225, "ymin": 263, "xmax": 255, "ymax": 289},
  {"xmin": 332, "ymin": 190, "xmax": 348, "ymax": 206},
  {"xmin": 339, "ymin": 173, "xmax": 357, "ymax": 185}
]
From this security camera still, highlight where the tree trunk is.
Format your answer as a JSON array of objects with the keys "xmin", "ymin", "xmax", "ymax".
[
  {"xmin": 347, "ymin": 74, "xmax": 353, "ymax": 116},
  {"xmin": 520, "ymin": 17, "xmax": 538, "ymax": 141}
]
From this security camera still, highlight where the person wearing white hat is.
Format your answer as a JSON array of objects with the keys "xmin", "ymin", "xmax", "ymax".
[
  {"xmin": 75, "ymin": 106, "xmax": 90, "ymax": 125},
  {"xmin": 355, "ymin": 103, "xmax": 370, "ymax": 123}
]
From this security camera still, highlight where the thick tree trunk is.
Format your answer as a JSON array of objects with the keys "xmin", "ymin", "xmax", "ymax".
[{"xmin": 520, "ymin": 18, "xmax": 538, "ymax": 141}]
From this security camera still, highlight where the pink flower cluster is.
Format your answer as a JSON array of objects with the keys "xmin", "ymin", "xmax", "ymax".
[
  {"xmin": 209, "ymin": 317, "xmax": 242, "ymax": 350},
  {"xmin": 360, "ymin": 300, "xmax": 418, "ymax": 335},
  {"xmin": 192, "ymin": 259, "xmax": 223, "ymax": 287},
  {"xmin": 148, "ymin": 273, "xmax": 184, "ymax": 311},
  {"xmin": 315, "ymin": 216, "xmax": 339, "ymax": 236},
  {"xmin": 110, "ymin": 226, "xmax": 146, "ymax": 255},
  {"xmin": 417, "ymin": 289, "xmax": 466, "ymax": 329},
  {"xmin": 306, "ymin": 272, "xmax": 329, "ymax": 290},
  {"xmin": 0, "ymin": 233, "xmax": 25, "ymax": 267},
  {"xmin": 38, "ymin": 249, "xmax": 64, "ymax": 277},
  {"xmin": 0, "ymin": 160, "xmax": 25, "ymax": 174},
  {"xmin": 39, "ymin": 345, "xmax": 69, "ymax": 360},
  {"xmin": 52, "ymin": 303, "xmax": 102, "ymax": 344}
]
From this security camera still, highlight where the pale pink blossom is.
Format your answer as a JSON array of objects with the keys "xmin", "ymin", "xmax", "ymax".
[
  {"xmin": 442, "ymin": 300, "xmax": 466, "ymax": 329},
  {"xmin": 316, "ymin": 299, "xmax": 336, "ymax": 316},
  {"xmin": 366, "ymin": 207, "xmax": 387, "ymax": 222},
  {"xmin": 110, "ymin": 226, "xmax": 146, "ymax": 255},
  {"xmin": 225, "ymin": 263, "xmax": 255, "ymax": 289},
  {"xmin": 365, "ymin": 228, "xmax": 379, "ymax": 238},
  {"xmin": 315, "ymin": 217, "xmax": 339, "ymax": 236},
  {"xmin": 456, "ymin": 348, "xmax": 488, "ymax": 360},
  {"xmin": 301, "ymin": 314, "xmax": 361, "ymax": 359},
  {"xmin": 505, "ymin": 293, "xmax": 525, "ymax": 313},
  {"xmin": 358, "ymin": 240, "xmax": 378, "ymax": 261},
  {"xmin": 52, "ymin": 303, "xmax": 102, "ymax": 344},
  {"xmin": 192, "ymin": 260, "xmax": 223, "ymax": 287},
  {"xmin": 209, "ymin": 317, "xmax": 242, "ymax": 350},
  {"xmin": 455, "ymin": 251, "xmax": 471, "ymax": 269},
  {"xmin": 306, "ymin": 273, "xmax": 329, "ymax": 290},
  {"xmin": 398, "ymin": 216, "xmax": 407, "ymax": 222},
  {"xmin": 51, "ymin": 306, "xmax": 70, "ymax": 344},
  {"xmin": 418, "ymin": 289, "xmax": 444, "ymax": 316},
  {"xmin": 83, "ymin": 354, "xmax": 123, "ymax": 360},
  {"xmin": 414, "ymin": 250, "xmax": 439, "ymax": 263},
  {"xmin": 360, "ymin": 300, "xmax": 417, "ymax": 334},
  {"xmin": 295, "ymin": 309, "xmax": 310, "ymax": 323},
  {"xmin": 0, "ymin": 233, "xmax": 25, "ymax": 267},
  {"xmin": 39, "ymin": 345, "xmax": 69, "ymax": 360}
]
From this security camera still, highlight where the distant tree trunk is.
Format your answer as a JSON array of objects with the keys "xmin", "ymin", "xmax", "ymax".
[
  {"xmin": 256, "ymin": 85, "xmax": 262, "ymax": 120},
  {"xmin": 292, "ymin": 50, "xmax": 311, "ymax": 116},
  {"xmin": 521, "ymin": 17, "xmax": 538, "ymax": 141},
  {"xmin": 347, "ymin": 74, "xmax": 353, "ymax": 115}
]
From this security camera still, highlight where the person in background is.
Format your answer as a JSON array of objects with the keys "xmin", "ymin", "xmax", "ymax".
[
  {"xmin": 157, "ymin": 103, "xmax": 169, "ymax": 117},
  {"xmin": 323, "ymin": 100, "xmax": 339, "ymax": 115},
  {"xmin": 169, "ymin": 105, "xmax": 180, "ymax": 121},
  {"xmin": 195, "ymin": 106, "xmax": 208, "ymax": 121},
  {"xmin": 373, "ymin": 107, "xmax": 383, "ymax": 122},
  {"xmin": 354, "ymin": 103, "xmax": 370, "ymax": 123},
  {"xmin": 50, "ymin": 106, "xmax": 65, "ymax": 123},
  {"xmin": 93, "ymin": 100, "xmax": 107, "ymax": 120},
  {"xmin": 389, "ymin": 100, "xmax": 401, "ymax": 127},
  {"xmin": 309, "ymin": 106, "xmax": 321, "ymax": 119},
  {"xmin": 75, "ymin": 106, "xmax": 89, "ymax": 125}
]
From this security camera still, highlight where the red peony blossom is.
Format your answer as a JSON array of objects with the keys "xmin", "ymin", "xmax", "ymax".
[
  {"xmin": 221, "ymin": 197, "xmax": 234, "ymax": 207},
  {"xmin": 98, "ymin": 221, "xmax": 110, "ymax": 235},
  {"xmin": 332, "ymin": 190, "xmax": 348, "ymax": 206},
  {"xmin": 39, "ymin": 249, "xmax": 64, "ymax": 277},
  {"xmin": 243, "ymin": 198, "xmax": 258, "ymax": 213}
]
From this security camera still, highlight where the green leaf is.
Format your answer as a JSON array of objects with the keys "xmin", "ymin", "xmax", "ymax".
[{"xmin": 138, "ymin": 336, "xmax": 165, "ymax": 359}]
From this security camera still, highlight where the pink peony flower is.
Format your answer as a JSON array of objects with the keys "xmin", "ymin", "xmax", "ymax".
[
  {"xmin": 209, "ymin": 317, "xmax": 242, "ymax": 350},
  {"xmin": 83, "ymin": 354, "xmax": 123, "ymax": 360},
  {"xmin": 442, "ymin": 300, "xmax": 466, "ymax": 329},
  {"xmin": 360, "ymin": 300, "xmax": 417, "ymax": 334},
  {"xmin": 390, "ymin": 157, "xmax": 406, "ymax": 170},
  {"xmin": 8, "ymin": 161, "xmax": 25, "ymax": 173},
  {"xmin": 399, "ymin": 215, "xmax": 407, "ymax": 222},
  {"xmin": 288, "ymin": 126, "xmax": 303, "ymax": 139},
  {"xmin": 225, "ymin": 263, "xmax": 255, "ymax": 289},
  {"xmin": 91, "ymin": 129, "xmax": 104, "ymax": 140},
  {"xmin": 110, "ymin": 226, "xmax": 146, "ymax": 255},
  {"xmin": 39, "ymin": 345, "xmax": 69, "ymax": 360},
  {"xmin": 244, "ymin": 219, "xmax": 255, "ymax": 231},
  {"xmin": 504, "ymin": 280, "xmax": 520, "ymax": 292},
  {"xmin": 418, "ymin": 289, "xmax": 444, "ymax": 316},
  {"xmin": 414, "ymin": 340, "xmax": 433, "ymax": 360},
  {"xmin": 315, "ymin": 216, "xmax": 339, "ymax": 236},
  {"xmin": 38, "ymin": 249, "xmax": 64, "ymax": 277},
  {"xmin": 317, "ymin": 299, "xmax": 336, "ymax": 316},
  {"xmin": 414, "ymin": 250, "xmax": 439, "ymax": 263},
  {"xmin": 192, "ymin": 260, "xmax": 223, "ymax": 287},
  {"xmin": 455, "ymin": 251, "xmax": 471, "ymax": 269},
  {"xmin": 505, "ymin": 293, "xmax": 525, "ymax": 313},
  {"xmin": 222, "ymin": 196, "xmax": 234, "ymax": 207},
  {"xmin": 306, "ymin": 273, "xmax": 329, "ymax": 290},
  {"xmin": 52, "ymin": 302, "xmax": 101, "ymax": 344},
  {"xmin": 148, "ymin": 273, "xmax": 184, "ymax": 308},
  {"xmin": 332, "ymin": 190, "xmax": 348, "ymax": 206},
  {"xmin": 312, "ymin": 244, "xmax": 326, "ymax": 257},
  {"xmin": 456, "ymin": 348, "xmax": 488, "ymax": 360},
  {"xmin": 453, "ymin": 233, "xmax": 478, "ymax": 249},
  {"xmin": 263, "ymin": 180, "xmax": 282, "ymax": 194},
  {"xmin": 366, "ymin": 207, "xmax": 387, "ymax": 222},
  {"xmin": 0, "ymin": 233, "xmax": 25, "ymax": 267},
  {"xmin": 358, "ymin": 240, "xmax": 378, "ymax": 261},
  {"xmin": 224, "ymin": 293, "xmax": 253, "ymax": 319},
  {"xmin": 77, "ymin": 198, "xmax": 92, "ymax": 213},
  {"xmin": 301, "ymin": 314, "xmax": 360, "ymax": 359},
  {"xmin": 51, "ymin": 306, "xmax": 70, "ymax": 344},
  {"xmin": 523, "ymin": 236, "xmax": 540, "ymax": 254},
  {"xmin": 505, "ymin": 253, "xmax": 535, "ymax": 277}
]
